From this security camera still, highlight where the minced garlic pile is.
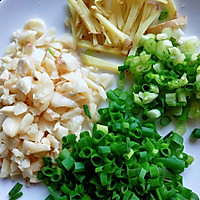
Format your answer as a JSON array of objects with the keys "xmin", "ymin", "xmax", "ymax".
[{"xmin": 0, "ymin": 19, "xmax": 114, "ymax": 183}]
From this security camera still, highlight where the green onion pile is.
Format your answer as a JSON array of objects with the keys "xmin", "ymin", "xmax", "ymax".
[
  {"xmin": 37, "ymin": 87, "xmax": 198, "ymax": 199},
  {"xmin": 118, "ymin": 28, "xmax": 200, "ymax": 125}
]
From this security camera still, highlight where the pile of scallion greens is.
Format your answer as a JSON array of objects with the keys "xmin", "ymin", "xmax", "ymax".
[
  {"xmin": 118, "ymin": 28, "xmax": 200, "ymax": 129},
  {"xmin": 36, "ymin": 28, "xmax": 200, "ymax": 199},
  {"xmin": 37, "ymin": 88, "xmax": 198, "ymax": 199}
]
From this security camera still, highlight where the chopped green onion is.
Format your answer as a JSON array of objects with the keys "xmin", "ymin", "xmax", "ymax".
[
  {"xmin": 62, "ymin": 156, "xmax": 75, "ymax": 171},
  {"xmin": 48, "ymin": 186, "xmax": 58, "ymax": 200},
  {"xmin": 9, "ymin": 192, "xmax": 23, "ymax": 200},
  {"xmin": 45, "ymin": 194, "xmax": 54, "ymax": 200},
  {"xmin": 146, "ymin": 109, "xmax": 161, "ymax": 119},
  {"xmin": 42, "ymin": 167, "xmax": 55, "ymax": 177},
  {"xmin": 83, "ymin": 104, "xmax": 91, "ymax": 119},
  {"xmin": 123, "ymin": 148, "xmax": 134, "ymax": 160},
  {"xmin": 96, "ymin": 124, "xmax": 108, "ymax": 134},
  {"xmin": 175, "ymin": 121, "xmax": 186, "ymax": 136},
  {"xmin": 190, "ymin": 128, "xmax": 200, "ymax": 139},
  {"xmin": 187, "ymin": 155, "xmax": 194, "ymax": 165},
  {"xmin": 160, "ymin": 116, "xmax": 171, "ymax": 126},
  {"xmin": 98, "ymin": 146, "xmax": 111, "ymax": 154},
  {"xmin": 43, "ymin": 157, "xmax": 52, "ymax": 166},
  {"xmin": 74, "ymin": 162, "xmax": 85, "ymax": 172},
  {"xmin": 62, "ymin": 134, "xmax": 77, "ymax": 148},
  {"xmin": 117, "ymin": 79, "xmax": 125, "ymax": 89},
  {"xmin": 51, "ymin": 168, "xmax": 62, "ymax": 182},
  {"xmin": 158, "ymin": 9, "xmax": 169, "ymax": 21},
  {"xmin": 47, "ymin": 47, "xmax": 55, "ymax": 56},
  {"xmin": 118, "ymin": 65, "xmax": 129, "ymax": 71},
  {"xmin": 8, "ymin": 183, "xmax": 23, "ymax": 198}
]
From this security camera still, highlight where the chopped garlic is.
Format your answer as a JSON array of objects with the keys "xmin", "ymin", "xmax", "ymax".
[{"xmin": 0, "ymin": 19, "xmax": 114, "ymax": 182}]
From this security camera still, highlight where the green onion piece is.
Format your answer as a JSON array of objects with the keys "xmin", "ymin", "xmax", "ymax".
[
  {"xmin": 160, "ymin": 147, "xmax": 171, "ymax": 157},
  {"xmin": 178, "ymin": 104, "xmax": 190, "ymax": 122},
  {"xmin": 144, "ymin": 38, "xmax": 157, "ymax": 54},
  {"xmin": 58, "ymin": 196, "xmax": 68, "ymax": 200},
  {"xmin": 141, "ymin": 126, "xmax": 155, "ymax": 138},
  {"xmin": 171, "ymin": 132, "xmax": 183, "ymax": 147},
  {"xmin": 95, "ymin": 189, "xmax": 104, "ymax": 198},
  {"xmin": 149, "ymin": 165, "xmax": 159, "ymax": 178},
  {"xmin": 36, "ymin": 171, "xmax": 45, "ymax": 180},
  {"xmin": 155, "ymin": 156, "xmax": 185, "ymax": 172},
  {"xmin": 189, "ymin": 192, "xmax": 199, "ymax": 200},
  {"xmin": 142, "ymin": 83, "xmax": 150, "ymax": 92},
  {"xmin": 82, "ymin": 194, "xmax": 92, "ymax": 200},
  {"xmin": 98, "ymin": 146, "xmax": 111, "ymax": 154},
  {"xmin": 170, "ymin": 37, "xmax": 178, "ymax": 47},
  {"xmin": 115, "ymin": 169, "xmax": 126, "ymax": 179},
  {"xmin": 153, "ymin": 63, "xmax": 163, "ymax": 73},
  {"xmin": 48, "ymin": 47, "xmax": 55, "ymax": 56},
  {"xmin": 138, "ymin": 167, "xmax": 147, "ymax": 183},
  {"xmin": 177, "ymin": 89, "xmax": 187, "ymax": 103},
  {"xmin": 80, "ymin": 131, "xmax": 90, "ymax": 138},
  {"xmin": 43, "ymin": 157, "xmax": 52, "ymax": 166},
  {"xmin": 127, "ymin": 165, "xmax": 139, "ymax": 178},
  {"xmin": 124, "ymin": 149, "xmax": 134, "ymax": 160},
  {"xmin": 42, "ymin": 167, "xmax": 55, "ymax": 177},
  {"xmin": 187, "ymin": 155, "xmax": 194, "ymax": 165},
  {"xmin": 8, "ymin": 183, "xmax": 23, "ymax": 198},
  {"xmin": 120, "ymin": 71, "xmax": 125, "ymax": 80},
  {"xmin": 139, "ymin": 151, "xmax": 148, "ymax": 163},
  {"xmin": 9, "ymin": 192, "xmax": 23, "ymax": 200},
  {"xmin": 184, "ymin": 83, "xmax": 195, "ymax": 92},
  {"xmin": 160, "ymin": 116, "xmax": 171, "ymax": 126},
  {"xmin": 59, "ymin": 149, "xmax": 71, "ymax": 160},
  {"xmin": 149, "ymin": 177, "xmax": 161, "ymax": 189},
  {"xmin": 104, "ymin": 162, "xmax": 117, "ymax": 173},
  {"xmin": 79, "ymin": 147, "xmax": 94, "ymax": 159},
  {"xmin": 156, "ymin": 40, "xmax": 169, "ymax": 60},
  {"xmin": 51, "ymin": 168, "xmax": 62, "ymax": 182},
  {"xmin": 146, "ymin": 109, "xmax": 161, "ymax": 119},
  {"xmin": 117, "ymin": 79, "xmax": 125, "ymax": 89},
  {"xmin": 175, "ymin": 121, "xmax": 186, "ymax": 136},
  {"xmin": 190, "ymin": 128, "xmax": 200, "ymax": 139},
  {"xmin": 74, "ymin": 162, "xmax": 85, "ymax": 172},
  {"xmin": 62, "ymin": 134, "xmax": 77, "ymax": 148},
  {"xmin": 100, "ymin": 173, "xmax": 111, "ymax": 187},
  {"xmin": 158, "ymin": 9, "xmax": 169, "ymax": 21},
  {"xmin": 69, "ymin": 190, "xmax": 81, "ymax": 199},
  {"xmin": 142, "ymin": 138, "xmax": 154, "ymax": 153},
  {"xmin": 107, "ymin": 89, "xmax": 118, "ymax": 101},
  {"xmin": 150, "ymin": 83, "xmax": 159, "ymax": 93},
  {"xmin": 83, "ymin": 104, "xmax": 91, "ymax": 119},
  {"xmin": 107, "ymin": 179, "xmax": 117, "ymax": 191},
  {"xmin": 96, "ymin": 124, "xmax": 108, "ymax": 134},
  {"xmin": 62, "ymin": 156, "xmax": 75, "ymax": 171},
  {"xmin": 165, "ymin": 93, "xmax": 176, "ymax": 106},
  {"xmin": 91, "ymin": 153, "xmax": 102, "ymax": 166},
  {"xmin": 95, "ymin": 166, "xmax": 104, "ymax": 173},
  {"xmin": 45, "ymin": 194, "xmax": 54, "ymax": 200},
  {"xmin": 60, "ymin": 184, "xmax": 72, "ymax": 195},
  {"xmin": 118, "ymin": 65, "xmax": 129, "ymax": 71},
  {"xmin": 142, "ymin": 92, "xmax": 158, "ymax": 104},
  {"xmin": 48, "ymin": 187, "xmax": 58, "ymax": 200}
]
